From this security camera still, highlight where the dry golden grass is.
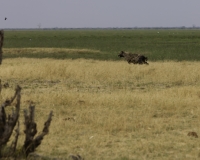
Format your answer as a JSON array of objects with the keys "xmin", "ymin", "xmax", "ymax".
[
  {"xmin": 4, "ymin": 48, "xmax": 101, "ymax": 55},
  {"xmin": 1, "ymin": 58, "xmax": 200, "ymax": 159}
]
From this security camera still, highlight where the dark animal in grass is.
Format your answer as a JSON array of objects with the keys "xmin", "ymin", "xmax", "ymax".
[
  {"xmin": 69, "ymin": 154, "xmax": 84, "ymax": 160},
  {"xmin": 118, "ymin": 51, "xmax": 149, "ymax": 65},
  {"xmin": 188, "ymin": 131, "xmax": 198, "ymax": 138}
]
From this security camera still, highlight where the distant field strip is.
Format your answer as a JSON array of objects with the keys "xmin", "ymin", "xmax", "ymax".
[
  {"xmin": 3, "ymin": 48, "xmax": 104, "ymax": 60},
  {"xmin": 4, "ymin": 48, "xmax": 101, "ymax": 54},
  {"xmin": 4, "ymin": 48, "xmax": 100, "ymax": 54},
  {"xmin": 3, "ymin": 48, "xmax": 107, "ymax": 59}
]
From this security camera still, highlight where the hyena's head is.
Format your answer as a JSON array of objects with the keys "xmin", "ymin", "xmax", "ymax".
[{"xmin": 118, "ymin": 51, "xmax": 126, "ymax": 57}]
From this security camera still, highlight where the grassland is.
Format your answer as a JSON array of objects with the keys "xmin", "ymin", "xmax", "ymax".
[
  {"xmin": 3, "ymin": 29, "xmax": 200, "ymax": 61},
  {"xmin": 1, "ymin": 29, "xmax": 200, "ymax": 159}
]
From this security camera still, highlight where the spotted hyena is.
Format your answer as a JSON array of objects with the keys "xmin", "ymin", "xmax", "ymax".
[{"xmin": 118, "ymin": 51, "xmax": 149, "ymax": 65}]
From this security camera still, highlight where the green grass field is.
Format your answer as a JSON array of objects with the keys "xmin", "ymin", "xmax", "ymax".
[
  {"xmin": 3, "ymin": 29, "xmax": 200, "ymax": 61},
  {"xmin": 1, "ymin": 29, "xmax": 200, "ymax": 160}
]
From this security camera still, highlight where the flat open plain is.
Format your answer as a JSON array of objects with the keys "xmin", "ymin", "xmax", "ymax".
[{"xmin": 1, "ymin": 29, "xmax": 200, "ymax": 159}]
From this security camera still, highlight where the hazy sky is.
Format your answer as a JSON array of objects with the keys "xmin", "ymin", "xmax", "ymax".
[{"xmin": 1, "ymin": 0, "xmax": 200, "ymax": 28}]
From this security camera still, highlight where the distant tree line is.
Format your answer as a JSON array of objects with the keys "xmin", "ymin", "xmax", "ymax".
[{"xmin": 1, "ymin": 26, "xmax": 200, "ymax": 30}]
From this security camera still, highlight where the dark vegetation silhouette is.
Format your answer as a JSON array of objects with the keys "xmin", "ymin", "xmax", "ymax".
[
  {"xmin": 0, "ymin": 30, "xmax": 3, "ymax": 64},
  {"xmin": 0, "ymin": 29, "xmax": 53, "ymax": 159}
]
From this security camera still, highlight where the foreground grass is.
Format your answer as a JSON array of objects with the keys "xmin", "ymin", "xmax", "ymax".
[{"xmin": 0, "ymin": 58, "xmax": 200, "ymax": 159}]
